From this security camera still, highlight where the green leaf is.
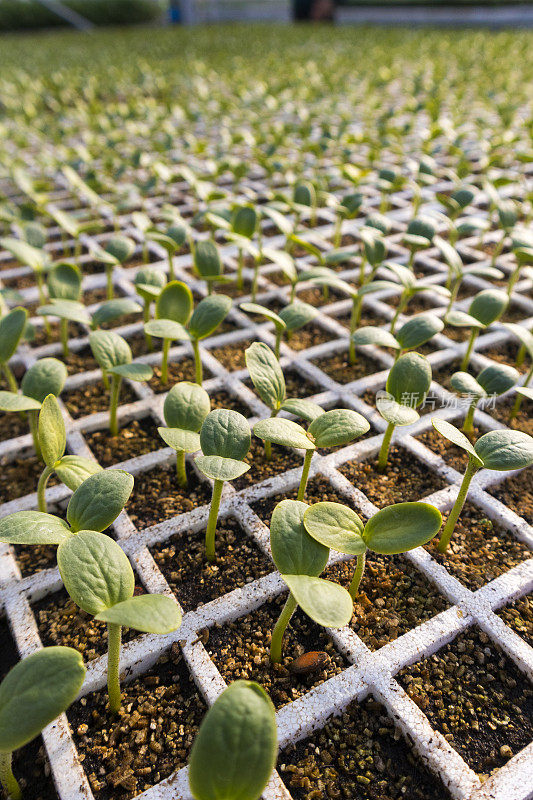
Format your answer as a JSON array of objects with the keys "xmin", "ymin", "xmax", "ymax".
[
  {"xmin": 270, "ymin": 499, "xmax": 328, "ymax": 576},
  {"xmin": 240, "ymin": 302, "xmax": 286, "ymax": 330},
  {"xmin": 57, "ymin": 530, "xmax": 134, "ymax": 615},
  {"xmin": 363, "ymin": 502, "xmax": 442, "ymax": 554},
  {"xmin": 278, "ymin": 302, "xmax": 317, "ymax": 332},
  {"xmin": 0, "ymin": 237, "xmax": 49, "ymax": 272},
  {"xmin": 308, "ymin": 409, "xmax": 370, "ymax": 448},
  {"xmin": 89, "ymin": 330, "xmax": 132, "ymax": 370},
  {"xmin": 232, "ymin": 206, "xmax": 257, "ymax": 238},
  {"xmin": 21, "ymin": 358, "xmax": 67, "ymax": 404},
  {"xmin": 283, "ymin": 574, "xmax": 353, "ymax": 628},
  {"xmin": 0, "ymin": 647, "xmax": 86, "ymax": 752},
  {"xmin": 279, "ymin": 398, "xmax": 324, "ymax": 422},
  {"xmin": 253, "ymin": 417, "xmax": 314, "ymax": 450},
  {"xmin": 95, "ymin": 594, "xmax": 182, "ymax": 633},
  {"xmin": 262, "ymin": 247, "xmax": 297, "ymax": 282},
  {"xmin": 469, "ymin": 290, "xmax": 508, "ymax": 328},
  {"xmin": 0, "ymin": 307, "xmax": 28, "ymax": 364},
  {"xmin": 445, "ymin": 310, "xmax": 481, "ymax": 328},
  {"xmin": 245, "ymin": 342, "xmax": 285, "ymax": 410},
  {"xmin": 66, "ymin": 469, "xmax": 134, "ymax": 533},
  {"xmin": 200, "ymin": 409, "xmax": 251, "ymax": 461},
  {"xmin": 38, "ymin": 300, "xmax": 91, "ymax": 325},
  {"xmin": 38, "ymin": 394, "xmax": 66, "ymax": 468},
  {"xmin": 434, "ymin": 236, "xmax": 463, "ymax": 272},
  {"xmin": 431, "ymin": 418, "xmax": 484, "ymax": 466},
  {"xmin": 352, "ymin": 326, "xmax": 400, "ymax": 350},
  {"xmin": 376, "ymin": 394, "xmax": 419, "ymax": 426},
  {"xmin": 134, "ymin": 268, "xmax": 166, "ymax": 301},
  {"xmin": 156, "ymin": 281, "xmax": 193, "ymax": 324},
  {"xmin": 396, "ymin": 314, "xmax": 444, "ymax": 351},
  {"xmin": 474, "ymin": 430, "xmax": 533, "ymax": 471},
  {"xmin": 91, "ymin": 298, "xmax": 142, "ymax": 328},
  {"xmin": 144, "ymin": 318, "xmax": 190, "ymax": 341},
  {"xmin": 450, "ymin": 372, "xmax": 485, "ymax": 397},
  {"xmin": 0, "ymin": 391, "xmax": 41, "ymax": 412},
  {"xmin": 0, "ymin": 510, "xmax": 71, "ymax": 545},
  {"xmin": 189, "ymin": 295, "xmax": 232, "ymax": 340},
  {"xmin": 146, "ymin": 231, "xmax": 179, "ymax": 254},
  {"xmin": 386, "ymin": 352, "xmax": 432, "ymax": 409},
  {"xmin": 159, "ymin": 427, "xmax": 201, "ymax": 453},
  {"xmin": 54, "ymin": 456, "xmax": 102, "ymax": 492},
  {"xmin": 48, "ymin": 262, "xmax": 82, "ymax": 301},
  {"xmin": 194, "ymin": 240, "xmax": 222, "ymax": 279},
  {"xmin": 502, "ymin": 323, "xmax": 533, "ymax": 361},
  {"xmin": 195, "ymin": 454, "xmax": 250, "ymax": 481},
  {"xmin": 105, "ymin": 235, "xmax": 135, "ymax": 264},
  {"xmin": 164, "ymin": 382, "xmax": 211, "ymax": 431},
  {"xmin": 476, "ymin": 364, "xmax": 518, "ymax": 396},
  {"xmin": 108, "ymin": 362, "xmax": 153, "ymax": 381},
  {"xmin": 303, "ymin": 502, "xmax": 366, "ymax": 555},
  {"xmin": 189, "ymin": 681, "xmax": 277, "ymax": 800}
]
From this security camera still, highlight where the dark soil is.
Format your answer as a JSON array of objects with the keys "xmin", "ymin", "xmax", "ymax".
[
  {"xmin": 312, "ymin": 349, "xmax": 383, "ymax": 384},
  {"xmin": 398, "ymin": 627, "xmax": 533, "ymax": 777},
  {"xmin": 69, "ymin": 644, "xmax": 205, "ymax": 800},
  {"xmin": 63, "ymin": 381, "xmax": 137, "ymax": 419},
  {"xmin": 333, "ymin": 309, "xmax": 388, "ymax": 331},
  {"xmin": 497, "ymin": 592, "xmax": 533, "ymax": 648},
  {"xmin": 150, "ymin": 517, "xmax": 272, "ymax": 611},
  {"xmin": 64, "ymin": 345, "xmax": 99, "ymax": 375},
  {"xmin": 426, "ymin": 503, "xmax": 531, "ymax": 591},
  {"xmin": 127, "ymin": 463, "xmax": 212, "ymax": 530},
  {"xmin": 0, "ymin": 452, "xmax": 57, "ymax": 503},
  {"xmin": 251, "ymin": 475, "xmax": 357, "ymax": 525},
  {"xmin": 0, "ymin": 411, "xmax": 28, "ymax": 441},
  {"xmin": 30, "ymin": 321, "xmax": 86, "ymax": 349},
  {"xmin": 210, "ymin": 389, "xmax": 251, "ymax": 416},
  {"xmin": 244, "ymin": 369, "xmax": 320, "ymax": 400},
  {"xmin": 480, "ymin": 339, "xmax": 523, "ymax": 372},
  {"xmin": 416, "ymin": 426, "xmax": 481, "ymax": 473},
  {"xmin": 491, "ymin": 395, "xmax": 533, "ymax": 437},
  {"xmin": 208, "ymin": 340, "xmax": 250, "ymax": 371},
  {"xmin": 338, "ymin": 446, "xmax": 446, "ymax": 506},
  {"xmin": 286, "ymin": 323, "xmax": 334, "ymax": 352},
  {"xmin": 206, "ymin": 592, "xmax": 348, "ymax": 709},
  {"xmin": 85, "ymin": 416, "xmax": 162, "ymax": 467},
  {"xmin": 279, "ymin": 694, "xmax": 452, "ymax": 800},
  {"xmin": 233, "ymin": 438, "xmax": 303, "ymax": 491},
  {"xmin": 14, "ymin": 542, "xmax": 58, "ymax": 577},
  {"xmin": 486, "ymin": 466, "xmax": 533, "ymax": 525},
  {"xmin": 146, "ymin": 358, "xmax": 212, "ymax": 393}
]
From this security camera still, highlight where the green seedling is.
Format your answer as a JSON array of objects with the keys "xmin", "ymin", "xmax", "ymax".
[
  {"xmin": 508, "ymin": 230, "xmax": 533, "ymax": 297},
  {"xmin": 378, "ymin": 168, "xmax": 404, "ymax": 213},
  {"xmin": 226, "ymin": 205, "xmax": 258, "ymax": 290},
  {"xmin": 0, "ymin": 357, "xmax": 67, "ymax": 457},
  {"xmin": 36, "ymin": 394, "xmax": 101, "ymax": 511},
  {"xmin": 502, "ymin": 322, "xmax": 533, "ymax": 419},
  {"xmin": 131, "ymin": 211, "xmax": 153, "ymax": 262},
  {"xmin": 196, "ymin": 409, "xmax": 251, "ymax": 561},
  {"xmin": 134, "ymin": 266, "xmax": 167, "ymax": 349},
  {"xmin": 40, "ymin": 261, "xmax": 82, "ymax": 356},
  {"xmin": 254, "ymin": 408, "xmax": 369, "ymax": 501},
  {"xmin": 434, "ymin": 236, "xmax": 503, "ymax": 310},
  {"xmin": 245, "ymin": 342, "xmax": 323, "ymax": 459},
  {"xmin": 0, "ymin": 237, "xmax": 51, "ymax": 310},
  {"xmin": 158, "ymin": 381, "xmax": 210, "ymax": 487},
  {"xmin": 0, "ymin": 306, "xmax": 27, "ymax": 392},
  {"xmin": 0, "ymin": 647, "xmax": 86, "ymax": 800},
  {"xmin": 90, "ymin": 235, "xmax": 136, "ymax": 299},
  {"xmin": 446, "ymin": 289, "xmax": 509, "ymax": 371},
  {"xmin": 450, "ymin": 363, "xmax": 518, "ymax": 433},
  {"xmin": 331, "ymin": 191, "xmax": 363, "ymax": 247},
  {"xmin": 303, "ymin": 500, "xmax": 442, "ymax": 598},
  {"xmin": 437, "ymin": 187, "xmax": 476, "ymax": 241},
  {"xmin": 189, "ymin": 680, "xmax": 277, "ymax": 800},
  {"xmin": 376, "ymin": 352, "xmax": 432, "ymax": 472},
  {"xmin": 58, "ymin": 530, "xmax": 182, "ymax": 712},
  {"xmin": 269, "ymin": 499, "xmax": 353, "ymax": 662},
  {"xmin": 401, "ymin": 217, "xmax": 436, "ymax": 266},
  {"xmin": 89, "ymin": 330, "xmax": 153, "ymax": 435},
  {"xmin": 380, "ymin": 261, "xmax": 450, "ymax": 333},
  {"xmin": 193, "ymin": 239, "xmax": 231, "ymax": 294},
  {"xmin": 146, "ymin": 224, "xmax": 187, "ymax": 280},
  {"xmin": 240, "ymin": 301, "xmax": 317, "ymax": 359},
  {"xmin": 48, "ymin": 205, "xmax": 101, "ymax": 257},
  {"xmin": 490, "ymin": 198, "xmax": 518, "ymax": 266},
  {"xmin": 352, "ymin": 312, "xmax": 444, "ymax": 360},
  {"xmin": 431, "ymin": 418, "xmax": 533, "ymax": 552},
  {"xmin": 146, "ymin": 289, "xmax": 231, "ymax": 384}
]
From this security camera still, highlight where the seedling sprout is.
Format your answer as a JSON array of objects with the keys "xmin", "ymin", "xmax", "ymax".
[
  {"xmin": 450, "ymin": 363, "xmax": 518, "ymax": 433},
  {"xmin": 158, "ymin": 381, "xmax": 210, "ymax": 486}
]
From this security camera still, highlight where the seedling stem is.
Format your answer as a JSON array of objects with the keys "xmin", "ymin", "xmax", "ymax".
[
  {"xmin": 438, "ymin": 458, "xmax": 479, "ymax": 553},
  {"xmin": 377, "ymin": 422, "xmax": 395, "ymax": 472},
  {"xmin": 1, "ymin": 363, "xmax": 18, "ymax": 394},
  {"xmin": 176, "ymin": 450, "xmax": 187, "ymax": 488},
  {"xmin": 107, "ymin": 622, "xmax": 122, "ymax": 714},
  {"xmin": 297, "ymin": 449, "xmax": 314, "ymax": 501},
  {"xmin": 161, "ymin": 339, "xmax": 171, "ymax": 384},
  {"xmin": 270, "ymin": 593, "xmax": 297, "ymax": 663},
  {"xmin": 349, "ymin": 552, "xmax": 366, "ymax": 599},
  {"xmin": 0, "ymin": 751, "xmax": 21, "ymax": 800},
  {"xmin": 205, "ymin": 479, "xmax": 224, "ymax": 562},
  {"xmin": 28, "ymin": 410, "xmax": 41, "ymax": 459},
  {"xmin": 510, "ymin": 363, "xmax": 533, "ymax": 420},
  {"xmin": 37, "ymin": 464, "xmax": 54, "ymax": 513},
  {"xmin": 461, "ymin": 328, "xmax": 479, "ymax": 371},
  {"xmin": 192, "ymin": 339, "xmax": 203, "ymax": 384},
  {"xmin": 109, "ymin": 375, "xmax": 121, "ymax": 437}
]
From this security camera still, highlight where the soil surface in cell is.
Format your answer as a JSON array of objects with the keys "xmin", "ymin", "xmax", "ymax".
[
  {"xmin": 312, "ymin": 349, "xmax": 383, "ymax": 384},
  {"xmin": 426, "ymin": 503, "xmax": 531, "ymax": 590},
  {"xmin": 297, "ymin": 285, "xmax": 342, "ymax": 308},
  {"xmin": 334, "ymin": 308, "xmax": 388, "ymax": 331},
  {"xmin": 146, "ymin": 358, "xmax": 212, "ymax": 393},
  {"xmin": 486, "ymin": 464, "xmax": 533, "ymax": 524},
  {"xmin": 69, "ymin": 643, "xmax": 205, "ymax": 800},
  {"xmin": 34, "ymin": 587, "xmax": 142, "ymax": 660},
  {"xmin": 416, "ymin": 425, "xmax": 482, "ymax": 473},
  {"xmin": 208, "ymin": 340, "xmax": 250, "ymax": 371},
  {"xmin": 150, "ymin": 516, "xmax": 272, "ymax": 611},
  {"xmin": 279, "ymin": 694, "xmax": 452, "ymax": 800},
  {"xmin": 64, "ymin": 345, "xmax": 99, "ymax": 375},
  {"xmin": 480, "ymin": 339, "xmax": 524, "ymax": 372},
  {"xmin": 127, "ymin": 462, "xmax": 212, "ymax": 529},
  {"xmin": 209, "ymin": 388, "xmax": 251, "ymax": 416},
  {"xmin": 0, "ymin": 618, "xmax": 59, "ymax": 799},
  {"xmin": 492, "ymin": 395, "xmax": 533, "ymax": 437},
  {"xmin": 398, "ymin": 627, "xmax": 533, "ymax": 777},
  {"xmin": 0, "ymin": 411, "xmax": 31, "ymax": 442},
  {"xmin": 251, "ymin": 475, "xmax": 358, "ymax": 525},
  {"xmin": 85, "ymin": 416, "xmax": 162, "ymax": 467},
  {"xmin": 324, "ymin": 552, "xmax": 449, "ymax": 650},
  {"xmin": 63, "ymin": 381, "xmax": 137, "ymax": 419},
  {"xmin": 339, "ymin": 446, "xmax": 445, "ymax": 506},
  {"xmin": 233, "ymin": 438, "xmax": 303, "ymax": 491},
  {"xmin": 30, "ymin": 321, "xmax": 86, "ymax": 349},
  {"xmin": 496, "ymin": 592, "xmax": 533, "ymax": 648},
  {"xmin": 285, "ymin": 323, "xmax": 334, "ymax": 352},
  {"xmin": 0, "ymin": 452, "xmax": 58, "ymax": 503},
  {"xmin": 206, "ymin": 592, "xmax": 348, "ymax": 709},
  {"xmin": 244, "ymin": 369, "xmax": 319, "ymax": 400}
]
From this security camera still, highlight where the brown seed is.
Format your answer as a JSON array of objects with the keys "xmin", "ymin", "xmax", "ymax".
[{"xmin": 288, "ymin": 651, "xmax": 329, "ymax": 675}]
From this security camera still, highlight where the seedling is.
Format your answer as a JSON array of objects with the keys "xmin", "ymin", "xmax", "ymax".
[
  {"xmin": 303, "ymin": 500, "xmax": 442, "ymax": 598},
  {"xmin": 48, "ymin": 205, "xmax": 101, "ymax": 257},
  {"xmin": 437, "ymin": 187, "xmax": 476, "ymax": 241},
  {"xmin": 146, "ymin": 289, "xmax": 231, "ymax": 384},
  {"xmin": 490, "ymin": 198, "xmax": 518, "ymax": 266},
  {"xmin": 134, "ymin": 266, "xmax": 167, "ymax": 349},
  {"xmin": 446, "ymin": 289, "xmax": 509, "ymax": 371},
  {"xmin": 450, "ymin": 363, "xmax": 518, "ymax": 433},
  {"xmin": 36, "ymin": 394, "xmax": 101, "ymax": 511},
  {"xmin": 254, "ymin": 408, "xmax": 369, "ymax": 500},
  {"xmin": 193, "ymin": 239, "xmax": 232, "ymax": 294},
  {"xmin": 89, "ymin": 235, "xmax": 136, "ymax": 299},
  {"xmin": 269, "ymin": 500, "xmax": 353, "ymax": 662},
  {"xmin": 0, "ymin": 306, "xmax": 27, "ymax": 392},
  {"xmin": 378, "ymin": 168, "xmax": 404, "ymax": 213},
  {"xmin": 245, "ymin": 341, "xmax": 323, "ymax": 458},
  {"xmin": 0, "ymin": 357, "xmax": 67, "ymax": 457},
  {"xmin": 502, "ymin": 322, "xmax": 533, "ymax": 419},
  {"xmin": 240, "ymin": 301, "xmax": 318, "ymax": 359},
  {"xmin": 0, "ymin": 647, "xmax": 86, "ymax": 800},
  {"xmin": 226, "ymin": 205, "xmax": 258, "ymax": 290},
  {"xmin": 89, "ymin": 330, "xmax": 153, "ymax": 435},
  {"xmin": 401, "ymin": 216, "xmax": 436, "ymax": 265},
  {"xmin": 146, "ymin": 223, "xmax": 187, "ymax": 280},
  {"xmin": 376, "ymin": 352, "xmax": 432, "ymax": 472},
  {"xmin": 0, "ymin": 237, "xmax": 50, "ymax": 309},
  {"xmin": 58, "ymin": 529, "xmax": 181, "ymax": 712},
  {"xmin": 352, "ymin": 312, "xmax": 444, "ymax": 360},
  {"xmin": 434, "ymin": 236, "xmax": 503, "ymax": 311},
  {"xmin": 158, "ymin": 381, "xmax": 210, "ymax": 487},
  {"xmin": 431, "ymin": 418, "xmax": 533, "ymax": 552},
  {"xmin": 508, "ymin": 230, "xmax": 533, "ymax": 297},
  {"xmin": 379, "ymin": 261, "xmax": 450, "ymax": 333},
  {"xmin": 189, "ymin": 681, "xmax": 277, "ymax": 800},
  {"xmin": 195, "ymin": 409, "xmax": 251, "ymax": 561}
]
